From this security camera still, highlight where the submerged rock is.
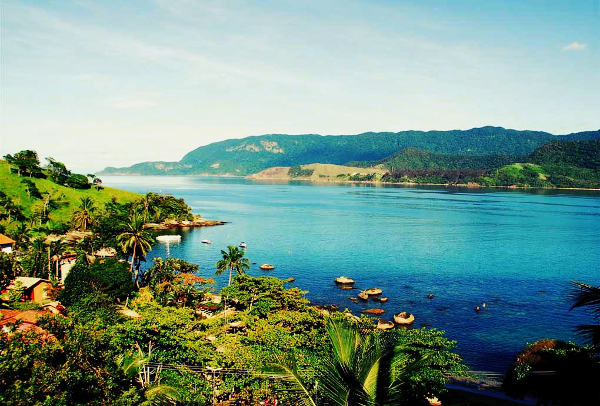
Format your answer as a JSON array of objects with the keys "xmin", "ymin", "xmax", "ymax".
[
  {"xmin": 361, "ymin": 308, "xmax": 385, "ymax": 315},
  {"xmin": 377, "ymin": 320, "xmax": 394, "ymax": 330},
  {"xmin": 394, "ymin": 312, "xmax": 415, "ymax": 325},
  {"xmin": 335, "ymin": 276, "xmax": 355, "ymax": 285}
]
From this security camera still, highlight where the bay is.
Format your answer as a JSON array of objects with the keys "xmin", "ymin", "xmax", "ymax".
[{"xmin": 103, "ymin": 176, "xmax": 600, "ymax": 373}]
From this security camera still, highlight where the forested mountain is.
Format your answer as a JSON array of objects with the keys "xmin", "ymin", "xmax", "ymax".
[
  {"xmin": 348, "ymin": 148, "xmax": 523, "ymax": 170},
  {"xmin": 101, "ymin": 127, "xmax": 600, "ymax": 176}
]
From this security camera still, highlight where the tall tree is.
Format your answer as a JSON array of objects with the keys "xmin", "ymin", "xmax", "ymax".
[
  {"xmin": 71, "ymin": 197, "xmax": 97, "ymax": 232},
  {"xmin": 117, "ymin": 213, "xmax": 154, "ymax": 287},
  {"xmin": 216, "ymin": 245, "xmax": 250, "ymax": 286},
  {"xmin": 5, "ymin": 150, "xmax": 42, "ymax": 177},
  {"xmin": 0, "ymin": 197, "xmax": 24, "ymax": 223},
  {"xmin": 8, "ymin": 222, "xmax": 32, "ymax": 252},
  {"xmin": 45, "ymin": 157, "xmax": 71, "ymax": 184},
  {"xmin": 570, "ymin": 281, "xmax": 600, "ymax": 349}
]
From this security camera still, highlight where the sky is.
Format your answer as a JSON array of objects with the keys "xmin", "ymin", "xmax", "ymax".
[{"xmin": 1, "ymin": 0, "xmax": 598, "ymax": 173}]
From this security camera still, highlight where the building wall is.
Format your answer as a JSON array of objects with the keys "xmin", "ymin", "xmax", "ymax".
[
  {"xmin": 1, "ymin": 244, "xmax": 12, "ymax": 254},
  {"xmin": 31, "ymin": 283, "xmax": 51, "ymax": 303}
]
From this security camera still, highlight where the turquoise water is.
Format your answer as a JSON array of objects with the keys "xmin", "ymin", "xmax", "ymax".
[{"xmin": 103, "ymin": 176, "xmax": 600, "ymax": 373}]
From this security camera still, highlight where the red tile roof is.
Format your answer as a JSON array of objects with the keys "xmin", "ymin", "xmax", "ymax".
[{"xmin": 0, "ymin": 233, "xmax": 16, "ymax": 245}]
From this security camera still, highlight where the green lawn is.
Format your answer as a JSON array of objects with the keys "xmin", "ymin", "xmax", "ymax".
[{"xmin": 0, "ymin": 160, "xmax": 140, "ymax": 225}]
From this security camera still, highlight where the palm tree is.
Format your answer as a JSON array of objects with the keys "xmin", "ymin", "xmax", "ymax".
[
  {"xmin": 9, "ymin": 222, "xmax": 31, "ymax": 251},
  {"xmin": 135, "ymin": 194, "xmax": 151, "ymax": 222},
  {"xmin": 117, "ymin": 213, "xmax": 154, "ymax": 287},
  {"xmin": 570, "ymin": 281, "xmax": 600, "ymax": 349},
  {"xmin": 267, "ymin": 318, "xmax": 426, "ymax": 406},
  {"xmin": 216, "ymin": 245, "xmax": 250, "ymax": 286},
  {"xmin": 71, "ymin": 197, "xmax": 97, "ymax": 231}
]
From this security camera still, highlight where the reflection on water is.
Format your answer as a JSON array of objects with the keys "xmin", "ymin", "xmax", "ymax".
[{"xmin": 104, "ymin": 176, "xmax": 600, "ymax": 373}]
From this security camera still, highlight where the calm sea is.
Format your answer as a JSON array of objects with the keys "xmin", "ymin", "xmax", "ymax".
[{"xmin": 103, "ymin": 176, "xmax": 600, "ymax": 373}]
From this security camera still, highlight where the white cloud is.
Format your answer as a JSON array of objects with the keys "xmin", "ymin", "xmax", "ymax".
[{"xmin": 563, "ymin": 42, "xmax": 586, "ymax": 51}]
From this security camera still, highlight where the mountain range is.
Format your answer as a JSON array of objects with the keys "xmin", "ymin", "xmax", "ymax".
[{"xmin": 100, "ymin": 127, "xmax": 600, "ymax": 176}]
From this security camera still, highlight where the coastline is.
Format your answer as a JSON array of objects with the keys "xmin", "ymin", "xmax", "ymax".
[
  {"xmin": 103, "ymin": 173, "xmax": 600, "ymax": 192},
  {"xmin": 145, "ymin": 218, "xmax": 227, "ymax": 230},
  {"xmin": 246, "ymin": 175, "xmax": 600, "ymax": 192}
]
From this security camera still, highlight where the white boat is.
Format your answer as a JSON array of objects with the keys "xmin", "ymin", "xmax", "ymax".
[
  {"xmin": 239, "ymin": 242, "xmax": 247, "ymax": 248},
  {"xmin": 156, "ymin": 235, "xmax": 181, "ymax": 242},
  {"xmin": 202, "ymin": 239, "xmax": 212, "ymax": 244}
]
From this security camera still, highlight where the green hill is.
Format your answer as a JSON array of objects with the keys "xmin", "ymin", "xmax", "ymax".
[
  {"xmin": 477, "ymin": 140, "xmax": 600, "ymax": 188},
  {"xmin": 348, "ymin": 148, "xmax": 522, "ymax": 170},
  {"xmin": 100, "ymin": 127, "xmax": 600, "ymax": 176},
  {"xmin": 0, "ymin": 160, "xmax": 140, "ymax": 226}
]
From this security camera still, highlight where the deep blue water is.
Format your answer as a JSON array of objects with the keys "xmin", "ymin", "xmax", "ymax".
[{"xmin": 103, "ymin": 176, "xmax": 600, "ymax": 373}]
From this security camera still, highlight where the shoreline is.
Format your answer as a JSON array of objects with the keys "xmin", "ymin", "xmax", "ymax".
[
  {"xmin": 102, "ymin": 173, "xmax": 600, "ymax": 192},
  {"xmin": 145, "ymin": 218, "xmax": 227, "ymax": 230},
  {"xmin": 248, "ymin": 176, "xmax": 600, "ymax": 192}
]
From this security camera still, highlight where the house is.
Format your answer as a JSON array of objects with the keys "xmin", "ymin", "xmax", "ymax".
[
  {"xmin": 7, "ymin": 277, "xmax": 54, "ymax": 303},
  {"xmin": 0, "ymin": 233, "xmax": 16, "ymax": 254},
  {"xmin": 59, "ymin": 254, "xmax": 78, "ymax": 283}
]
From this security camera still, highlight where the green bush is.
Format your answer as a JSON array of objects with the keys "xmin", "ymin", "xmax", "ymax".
[
  {"xmin": 503, "ymin": 339, "xmax": 600, "ymax": 405},
  {"xmin": 59, "ymin": 257, "xmax": 134, "ymax": 306}
]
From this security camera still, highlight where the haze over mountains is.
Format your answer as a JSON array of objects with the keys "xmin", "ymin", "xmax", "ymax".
[{"xmin": 100, "ymin": 127, "xmax": 600, "ymax": 176}]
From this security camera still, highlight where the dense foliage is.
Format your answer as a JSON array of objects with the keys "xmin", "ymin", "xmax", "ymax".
[
  {"xmin": 503, "ymin": 339, "xmax": 600, "ymax": 405},
  {"xmin": 349, "ymin": 148, "xmax": 521, "ymax": 171},
  {"xmin": 289, "ymin": 165, "xmax": 315, "ymax": 178}
]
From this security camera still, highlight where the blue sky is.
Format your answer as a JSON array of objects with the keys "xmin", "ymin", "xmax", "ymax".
[{"xmin": 1, "ymin": 0, "xmax": 598, "ymax": 172}]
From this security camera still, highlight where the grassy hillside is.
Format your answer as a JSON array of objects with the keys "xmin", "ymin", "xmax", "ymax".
[
  {"xmin": 0, "ymin": 160, "xmax": 140, "ymax": 225},
  {"xmin": 101, "ymin": 127, "xmax": 600, "ymax": 176},
  {"xmin": 248, "ymin": 163, "xmax": 386, "ymax": 181}
]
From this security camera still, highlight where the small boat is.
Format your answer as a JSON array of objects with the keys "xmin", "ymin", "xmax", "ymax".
[
  {"xmin": 201, "ymin": 239, "xmax": 212, "ymax": 244},
  {"xmin": 239, "ymin": 242, "xmax": 247, "ymax": 248},
  {"xmin": 156, "ymin": 235, "xmax": 181, "ymax": 242},
  {"xmin": 394, "ymin": 312, "xmax": 415, "ymax": 325},
  {"xmin": 259, "ymin": 264, "xmax": 274, "ymax": 270}
]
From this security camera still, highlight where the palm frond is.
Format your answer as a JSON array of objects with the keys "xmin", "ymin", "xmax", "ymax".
[
  {"xmin": 570, "ymin": 281, "xmax": 600, "ymax": 316},
  {"xmin": 262, "ymin": 354, "xmax": 317, "ymax": 406},
  {"xmin": 574, "ymin": 325, "xmax": 600, "ymax": 349}
]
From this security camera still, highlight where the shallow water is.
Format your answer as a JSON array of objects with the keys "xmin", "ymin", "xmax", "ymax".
[{"xmin": 103, "ymin": 176, "xmax": 600, "ymax": 373}]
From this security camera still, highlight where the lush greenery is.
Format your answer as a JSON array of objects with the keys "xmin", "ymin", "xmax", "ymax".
[
  {"xmin": 373, "ymin": 140, "xmax": 600, "ymax": 188},
  {"xmin": 0, "ymin": 159, "xmax": 139, "ymax": 227},
  {"xmin": 503, "ymin": 339, "xmax": 600, "ymax": 405},
  {"xmin": 289, "ymin": 165, "xmax": 316, "ymax": 178},
  {"xmin": 349, "ymin": 147, "xmax": 521, "ymax": 171},
  {"xmin": 101, "ymin": 127, "xmax": 600, "ymax": 176},
  {"xmin": 1, "ymin": 255, "xmax": 468, "ymax": 405}
]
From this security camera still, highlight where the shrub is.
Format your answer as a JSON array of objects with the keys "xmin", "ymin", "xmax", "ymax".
[{"xmin": 503, "ymin": 339, "xmax": 600, "ymax": 405}]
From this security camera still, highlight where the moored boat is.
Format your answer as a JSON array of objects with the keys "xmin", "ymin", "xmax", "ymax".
[
  {"xmin": 201, "ymin": 239, "xmax": 211, "ymax": 244},
  {"xmin": 156, "ymin": 235, "xmax": 181, "ymax": 242},
  {"xmin": 259, "ymin": 264, "xmax": 274, "ymax": 270},
  {"xmin": 239, "ymin": 242, "xmax": 247, "ymax": 248}
]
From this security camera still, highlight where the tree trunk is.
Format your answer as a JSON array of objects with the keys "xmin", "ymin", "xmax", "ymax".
[
  {"xmin": 132, "ymin": 241, "xmax": 140, "ymax": 288},
  {"xmin": 228, "ymin": 267, "xmax": 232, "ymax": 286}
]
